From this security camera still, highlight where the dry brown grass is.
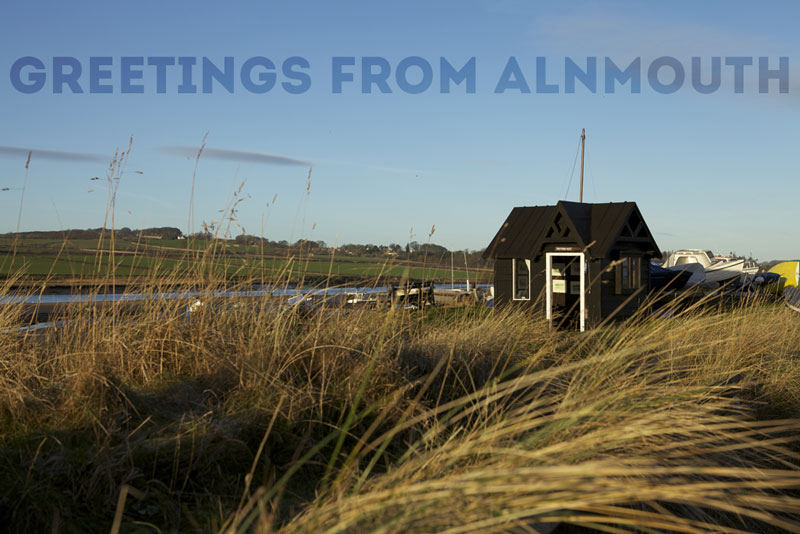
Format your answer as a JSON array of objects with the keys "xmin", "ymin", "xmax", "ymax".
[
  {"xmin": 226, "ymin": 301, "xmax": 800, "ymax": 534},
  {"xmin": 1, "ymin": 274, "xmax": 799, "ymax": 533}
]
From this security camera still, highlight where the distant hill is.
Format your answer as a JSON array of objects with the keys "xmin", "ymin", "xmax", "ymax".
[
  {"xmin": 0, "ymin": 227, "xmax": 183, "ymax": 240},
  {"xmin": 0, "ymin": 228, "xmax": 491, "ymax": 269}
]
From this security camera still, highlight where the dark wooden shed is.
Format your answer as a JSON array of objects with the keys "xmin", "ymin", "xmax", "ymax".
[{"xmin": 483, "ymin": 201, "xmax": 661, "ymax": 330}]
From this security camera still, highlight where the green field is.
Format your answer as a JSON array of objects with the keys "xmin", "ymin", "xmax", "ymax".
[{"xmin": 0, "ymin": 235, "xmax": 491, "ymax": 284}]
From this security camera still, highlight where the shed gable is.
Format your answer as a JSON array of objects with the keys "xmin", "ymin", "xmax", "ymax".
[{"xmin": 602, "ymin": 204, "xmax": 661, "ymax": 258}]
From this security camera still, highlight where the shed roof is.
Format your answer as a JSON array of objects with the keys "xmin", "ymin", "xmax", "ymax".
[
  {"xmin": 482, "ymin": 205, "xmax": 556, "ymax": 259},
  {"xmin": 483, "ymin": 201, "xmax": 660, "ymax": 259}
]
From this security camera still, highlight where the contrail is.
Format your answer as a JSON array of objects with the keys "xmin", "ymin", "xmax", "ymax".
[
  {"xmin": 0, "ymin": 145, "xmax": 107, "ymax": 162},
  {"xmin": 159, "ymin": 146, "xmax": 313, "ymax": 167}
]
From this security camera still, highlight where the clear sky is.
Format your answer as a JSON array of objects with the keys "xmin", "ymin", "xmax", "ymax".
[{"xmin": 0, "ymin": 1, "xmax": 797, "ymax": 260}]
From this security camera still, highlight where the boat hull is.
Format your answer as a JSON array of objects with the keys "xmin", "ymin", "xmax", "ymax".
[{"xmin": 665, "ymin": 263, "xmax": 706, "ymax": 286}]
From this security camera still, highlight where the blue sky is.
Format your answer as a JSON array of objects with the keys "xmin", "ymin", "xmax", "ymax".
[{"xmin": 0, "ymin": 1, "xmax": 797, "ymax": 260}]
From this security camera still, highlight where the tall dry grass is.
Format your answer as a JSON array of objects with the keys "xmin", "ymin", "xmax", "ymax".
[
  {"xmin": 1, "ymin": 275, "xmax": 800, "ymax": 532},
  {"xmin": 223, "ymin": 300, "xmax": 800, "ymax": 534}
]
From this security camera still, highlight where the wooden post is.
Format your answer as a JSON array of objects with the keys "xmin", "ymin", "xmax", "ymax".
[{"xmin": 579, "ymin": 128, "xmax": 586, "ymax": 203}]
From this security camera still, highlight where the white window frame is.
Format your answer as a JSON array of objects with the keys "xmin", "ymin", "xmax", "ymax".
[{"xmin": 512, "ymin": 258, "xmax": 531, "ymax": 301}]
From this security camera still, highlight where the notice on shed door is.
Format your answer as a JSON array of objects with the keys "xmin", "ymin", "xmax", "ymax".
[{"xmin": 553, "ymin": 279, "xmax": 566, "ymax": 293}]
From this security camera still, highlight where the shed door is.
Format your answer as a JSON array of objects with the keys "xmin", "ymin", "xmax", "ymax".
[{"xmin": 546, "ymin": 253, "xmax": 586, "ymax": 331}]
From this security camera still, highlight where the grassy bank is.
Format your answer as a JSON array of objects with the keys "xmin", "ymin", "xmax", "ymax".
[
  {"xmin": 0, "ymin": 235, "xmax": 490, "ymax": 285},
  {"xmin": 1, "ymin": 272, "xmax": 799, "ymax": 532}
]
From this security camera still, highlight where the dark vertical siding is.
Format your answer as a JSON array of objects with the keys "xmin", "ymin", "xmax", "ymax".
[
  {"xmin": 529, "ymin": 258, "xmax": 547, "ymax": 313},
  {"xmin": 530, "ymin": 258, "xmax": 546, "ymax": 309},
  {"xmin": 600, "ymin": 256, "xmax": 649, "ymax": 320},
  {"xmin": 493, "ymin": 258, "xmax": 513, "ymax": 307},
  {"xmin": 587, "ymin": 259, "xmax": 604, "ymax": 327}
]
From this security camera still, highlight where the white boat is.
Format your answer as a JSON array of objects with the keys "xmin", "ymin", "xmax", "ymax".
[
  {"xmin": 713, "ymin": 254, "xmax": 759, "ymax": 274},
  {"xmin": 664, "ymin": 249, "xmax": 756, "ymax": 283}
]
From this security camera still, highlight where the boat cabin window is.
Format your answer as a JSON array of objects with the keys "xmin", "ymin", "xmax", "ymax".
[
  {"xmin": 675, "ymin": 256, "xmax": 695, "ymax": 266},
  {"xmin": 617, "ymin": 255, "xmax": 642, "ymax": 294},
  {"xmin": 513, "ymin": 258, "xmax": 531, "ymax": 300}
]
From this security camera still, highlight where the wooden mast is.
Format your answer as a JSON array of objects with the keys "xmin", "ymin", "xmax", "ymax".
[{"xmin": 579, "ymin": 128, "xmax": 585, "ymax": 203}]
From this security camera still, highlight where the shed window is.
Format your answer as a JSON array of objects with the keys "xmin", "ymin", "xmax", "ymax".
[
  {"xmin": 617, "ymin": 256, "xmax": 641, "ymax": 294},
  {"xmin": 513, "ymin": 259, "xmax": 531, "ymax": 300}
]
